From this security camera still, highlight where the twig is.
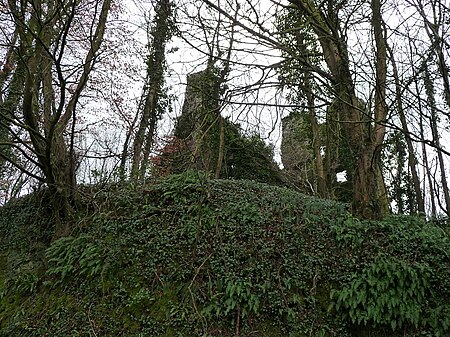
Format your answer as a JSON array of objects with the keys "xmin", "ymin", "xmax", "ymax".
[
  {"xmin": 235, "ymin": 304, "xmax": 240, "ymax": 337},
  {"xmin": 188, "ymin": 253, "xmax": 213, "ymax": 332},
  {"xmin": 154, "ymin": 270, "xmax": 164, "ymax": 287},
  {"xmin": 87, "ymin": 303, "xmax": 98, "ymax": 337}
]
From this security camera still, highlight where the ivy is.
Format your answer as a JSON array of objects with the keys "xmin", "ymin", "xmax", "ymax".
[
  {"xmin": 45, "ymin": 234, "xmax": 107, "ymax": 286},
  {"xmin": 0, "ymin": 174, "xmax": 449, "ymax": 336},
  {"xmin": 332, "ymin": 255, "xmax": 430, "ymax": 330}
]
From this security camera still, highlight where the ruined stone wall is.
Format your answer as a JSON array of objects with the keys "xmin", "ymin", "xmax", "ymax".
[{"xmin": 280, "ymin": 112, "xmax": 315, "ymax": 192}]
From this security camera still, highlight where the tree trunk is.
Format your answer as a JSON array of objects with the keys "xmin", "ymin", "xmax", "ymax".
[
  {"xmin": 215, "ymin": 116, "xmax": 225, "ymax": 179},
  {"xmin": 387, "ymin": 44, "xmax": 425, "ymax": 214},
  {"xmin": 289, "ymin": 0, "xmax": 389, "ymax": 219},
  {"xmin": 416, "ymin": 80, "xmax": 437, "ymax": 218},
  {"xmin": 131, "ymin": 0, "xmax": 173, "ymax": 181},
  {"xmin": 12, "ymin": 0, "xmax": 112, "ymax": 234},
  {"xmin": 0, "ymin": 30, "xmax": 23, "ymax": 175},
  {"xmin": 424, "ymin": 66, "xmax": 450, "ymax": 217},
  {"xmin": 132, "ymin": 81, "xmax": 159, "ymax": 179}
]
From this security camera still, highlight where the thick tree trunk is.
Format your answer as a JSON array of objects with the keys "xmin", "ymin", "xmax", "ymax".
[
  {"xmin": 289, "ymin": 0, "xmax": 389, "ymax": 219},
  {"xmin": 353, "ymin": 146, "xmax": 389, "ymax": 218}
]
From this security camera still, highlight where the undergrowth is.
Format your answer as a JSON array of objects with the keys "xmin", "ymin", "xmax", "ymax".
[{"xmin": 0, "ymin": 171, "xmax": 449, "ymax": 336}]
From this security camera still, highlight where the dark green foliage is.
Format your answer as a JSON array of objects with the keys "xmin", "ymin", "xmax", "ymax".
[
  {"xmin": 0, "ymin": 189, "xmax": 53, "ymax": 265},
  {"xmin": 330, "ymin": 214, "xmax": 450, "ymax": 335},
  {"xmin": 383, "ymin": 131, "xmax": 417, "ymax": 214},
  {"xmin": 158, "ymin": 119, "xmax": 284, "ymax": 184},
  {"xmin": 224, "ymin": 132, "xmax": 283, "ymax": 184},
  {"xmin": 45, "ymin": 234, "xmax": 106, "ymax": 284},
  {"xmin": 0, "ymin": 174, "xmax": 449, "ymax": 336},
  {"xmin": 333, "ymin": 256, "xmax": 430, "ymax": 330}
]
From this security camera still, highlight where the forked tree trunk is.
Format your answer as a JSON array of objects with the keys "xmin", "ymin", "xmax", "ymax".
[{"xmin": 13, "ymin": 0, "xmax": 112, "ymax": 234}]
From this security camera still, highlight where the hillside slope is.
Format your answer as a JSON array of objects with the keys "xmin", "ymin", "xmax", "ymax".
[{"xmin": 0, "ymin": 172, "xmax": 449, "ymax": 336}]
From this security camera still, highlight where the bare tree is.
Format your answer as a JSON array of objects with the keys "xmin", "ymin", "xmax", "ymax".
[{"xmin": 1, "ymin": 0, "xmax": 112, "ymax": 233}]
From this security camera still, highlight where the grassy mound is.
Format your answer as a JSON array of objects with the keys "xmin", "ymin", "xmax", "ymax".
[{"xmin": 0, "ymin": 172, "xmax": 449, "ymax": 336}]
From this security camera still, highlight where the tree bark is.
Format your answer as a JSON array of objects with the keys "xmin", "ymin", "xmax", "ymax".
[
  {"xmin": 288, "ymin": 0, "xmax": 389, "ymax": 219},
  {"xmin": 131, "ymin": 0, "xmax": 173, "ymax": 181},
  {"xmin": 10, "ymin": 0, "xmax": 112, "ymax": 233},
  {"xmin": 387, "ymin": 44, "xmax": 425, "ymax": 214},
  {"xmin": 0, "ymin": 30, "xmax": 22, "ymax": 175},
  {"xmin": 424, "ymin": 66, "xmax": 450, "ymax": 217},
  {"xmin": 214, "ymin": 116, "xmax": 225, "ymax": 179}
]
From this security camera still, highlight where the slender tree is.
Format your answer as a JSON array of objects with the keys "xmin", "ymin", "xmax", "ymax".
[
  {"xmin": 424, "ymin": 64, "xmax": 450, "ymax": 217},
  {"xmin": 131, "ymin": 0, "xmax": 175, "ymax": 181},
  {"xmin": 410, "ymin": 0, "xmax": 450, "ymax": 111},
  {"xmin": 387, "ymin": 44, "xmax": 425, "ymax": 214}
]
